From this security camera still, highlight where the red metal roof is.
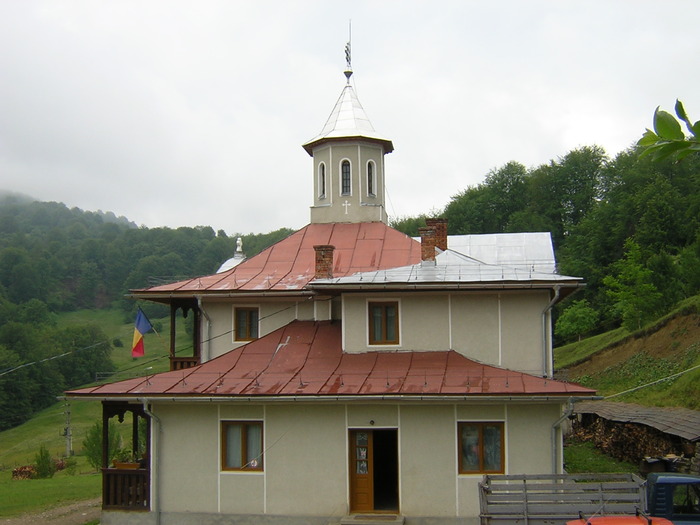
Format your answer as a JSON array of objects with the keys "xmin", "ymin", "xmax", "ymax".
[
  {"xmin": 134, "ymin": 222, "xmax": 421, "ymax": 295},
  {"xmin": 67, "ymin": 321, "xmax": 595, "ymax": 399}
]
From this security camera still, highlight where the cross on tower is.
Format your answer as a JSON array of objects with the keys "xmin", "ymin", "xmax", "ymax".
[{"xmin": 342, "ymin": 200, "xmax": 352, "ymax": 215}]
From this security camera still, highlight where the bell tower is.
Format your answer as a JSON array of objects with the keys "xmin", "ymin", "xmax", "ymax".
[{"xmin": 303, "ymin": 42, "xmax": 393, "ymax": 224}]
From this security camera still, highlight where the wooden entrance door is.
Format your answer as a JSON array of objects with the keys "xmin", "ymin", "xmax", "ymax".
[{"xmin": 349, "ymin": 429, "xmax": 398, "ymax": 513}]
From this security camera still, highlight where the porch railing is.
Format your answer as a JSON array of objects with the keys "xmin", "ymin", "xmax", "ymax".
[
  {"xmin": 103, "ymin": 468, "xmax": 150, "ymax": 510},
  {"xmin": 170, "ymin": 356, "xmax": 199, "ymax": 371}
]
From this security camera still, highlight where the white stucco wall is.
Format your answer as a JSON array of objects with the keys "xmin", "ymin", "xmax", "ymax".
[
  {"xmin": 201, "ymin": 299, "xmax": 315, "ymax": 360},
  {"xmin": 309, "ymin": 142, "xmax": 387, "ymax": 224},
  {"xmin": 150, "ymin": 400, "xmax": 563, "ymax": 520},
  {"xmin": 341, "ymin": 291, "xmax": 549, "ymax": 374}
]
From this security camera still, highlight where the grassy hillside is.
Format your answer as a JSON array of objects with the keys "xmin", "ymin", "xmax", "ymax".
[
  {"xmin": 0, "ymin": 308, "xmax": 175, "ymax": 517},
  {"xmin": 60, "ymin": 308, "xmax": 178, "ymax": 379},
  {"xmin": 0, "ymin": 307, "xmax": 161, "ymax": 469},
  {"xmin": 555, "ymin": 295, "xmax": 700, "ymax": 409}
]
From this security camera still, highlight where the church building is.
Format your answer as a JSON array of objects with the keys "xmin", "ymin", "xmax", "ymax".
[{"xmin": 67, "ymin": 50, "xmax": 596, "ymax": 525}]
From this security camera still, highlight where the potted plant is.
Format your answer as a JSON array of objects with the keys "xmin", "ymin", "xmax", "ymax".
[{"xmin": 113, "ymin": 448, "xmax": 139, "ymax": 469}]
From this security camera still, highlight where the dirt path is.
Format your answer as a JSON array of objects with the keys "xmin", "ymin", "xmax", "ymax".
[{"xmin": 0, "ymin": 498, "xmax": 101, "ymax": 525}]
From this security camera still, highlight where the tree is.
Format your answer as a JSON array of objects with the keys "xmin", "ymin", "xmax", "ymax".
[
  {"xmin": 390, "ymin": 215, "xmax": 428, "ymax": 237},
  {"xmin": 603, "ymin": 239, "xmax": 663, "ymax": 331},
  {"xmin": 638, "ymin": 100, "xmax": 700, "ymax": 161},
  {"xmin": 555, "ymin": 300, "xmax": 599, "ymax": 342},
  {"xmin": 83, "ymin": 420, "xmax": 121, "ymax": 471}
]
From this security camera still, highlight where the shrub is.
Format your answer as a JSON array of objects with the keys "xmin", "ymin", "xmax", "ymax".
[
  {"xmin": 34, "ymin": 445, "xmax": 57, "ymax": 478},
  {"xmin": 83, "ymin": 420, "xmax": 121, "ymax": 471},
  {"xmin": 63, "ymin": 456, "xmax": 78, "ymax": 475}
]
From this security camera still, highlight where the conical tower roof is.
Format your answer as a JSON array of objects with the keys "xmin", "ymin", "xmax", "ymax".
[{"xmin": 302, "ymin": 76, "xmax": 393, "ymax": 155}]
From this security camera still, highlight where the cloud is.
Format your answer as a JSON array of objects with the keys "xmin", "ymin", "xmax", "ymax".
[{"xmin": 0, "ymin": 1, "xmax": 698, "ymax": 233}]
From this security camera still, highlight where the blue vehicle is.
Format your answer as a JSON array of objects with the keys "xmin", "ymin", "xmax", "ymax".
[{"xmin": 646, "ymin": 473, "xmax": 700, "ymax": 525}]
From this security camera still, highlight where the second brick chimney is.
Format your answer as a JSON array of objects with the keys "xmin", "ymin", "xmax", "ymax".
[
  {"xmin": 426, "ymin": 218, "xmax": 448, "ymax": 251},
  {"xmin": 418, "ymin": 227, "xmax": 437, "ymax": 262},
  {"xmin": 313, "ymin": 245, "xmax": 335, "ymax": 279}
]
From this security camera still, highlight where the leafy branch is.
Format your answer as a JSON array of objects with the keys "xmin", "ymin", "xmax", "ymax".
[{"xmin": 638, "ymin": 99, "xmax": 700, "ymax": 161}]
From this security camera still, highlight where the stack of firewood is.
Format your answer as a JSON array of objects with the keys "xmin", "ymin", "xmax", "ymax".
[
  {"xmin": 11, "ymin": 465, "xmax": 37, "ymax": 480},
  {"xmin": 570, "ymin": 416, "xmax": 689, "ymax": 467}
]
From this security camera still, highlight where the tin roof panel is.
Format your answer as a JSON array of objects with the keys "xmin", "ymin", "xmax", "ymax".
[{"xmin": 67, "ymin": 321, "xmax": 595, "ymax": 399}]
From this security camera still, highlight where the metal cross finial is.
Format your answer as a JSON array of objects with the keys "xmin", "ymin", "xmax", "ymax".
[{"xmin": 344, "ymin": 20, "xmax": 353, "ymax": 82}]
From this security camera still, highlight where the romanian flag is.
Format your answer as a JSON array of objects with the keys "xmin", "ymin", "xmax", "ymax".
[{"xmin": 131, "ymin": 308, "xmax": 152, "ymax": 358}]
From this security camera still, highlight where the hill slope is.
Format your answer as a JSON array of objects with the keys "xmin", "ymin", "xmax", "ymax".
[{"xmin": 556, "ymin": 299, "xmax": 700, "ymax": 410}]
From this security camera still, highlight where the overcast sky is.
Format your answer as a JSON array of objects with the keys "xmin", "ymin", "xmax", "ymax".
[{"xmin": 1, "ymin": 1, "xmax": 698, "ymax": 235}]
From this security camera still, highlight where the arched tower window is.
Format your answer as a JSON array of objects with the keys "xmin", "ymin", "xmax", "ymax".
[
  {"xmin": 318, "ymin": 163, "xmax": 326, "ymax": 199},
  {"xmin": 367, "ymin": 161, "xmax": 376, "ymax": 196},
  {"xmin": 341, "ymin": 160, "xmax": 351, "ymax": 195}
]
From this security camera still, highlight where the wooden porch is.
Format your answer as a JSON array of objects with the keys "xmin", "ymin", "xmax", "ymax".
[
  {"xmin": 102, "ymin": 467, "xmax": 150, "ymax": 510},
  {"xmin": 102, "ymin": 401, "xmax": 151, "ymax": 511}
]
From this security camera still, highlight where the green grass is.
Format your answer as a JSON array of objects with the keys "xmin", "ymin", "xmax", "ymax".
[
  {"xmin": 555, "ymin": 294, "xmax": 700, "ymax": 371},
  {"xmin": 554, "ymin": 294, "xmax": 700, "ymax": 409},
  {"xmin": 563, "ymin": 438, "xmax": 638, "ymax": 474},
  {"xmin": 577, "ymin": 346, "xmax": 700, "ymax": 409},
  {"xmin": 0, "ymin": 399, "xmax": 101, "ymax": 468},
  {"xmin": 554, "ymin": 327, "xmax": 628, "ymax": 369},
  {"xmin": 0, "ymin": 464, "xmax": 100, "ymax": 518}
]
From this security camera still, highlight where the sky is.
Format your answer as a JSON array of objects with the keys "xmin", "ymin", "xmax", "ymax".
[{"xmin": 1, "ymin": 1, "xmax": 698, "ymax": 235}]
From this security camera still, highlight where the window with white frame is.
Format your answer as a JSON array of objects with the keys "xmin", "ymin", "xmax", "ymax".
[
  {"xmin": 367, "ymin": 160, "xmax": 376, "ymax": 196},
  {"xmin": 234, "ymin": 307, "xmax": 259, "ymax": 341},
  {"xmin": 458, "ymin": 422, "xmax": 504, "ymax": 474},
  {"xmin": 368, "ymin": 301, "xmax": 399, "ymax": 345},
  {"xmin": 221, "ymin": 421, "xmax": 263, "ymax": 471},
  {"xmin": 341, "ymin": 160, "xmax": 351, "ymax": 195},
  {"xmin": 318, "ymin": 162, "xmax": 326, "ymax": 199}
]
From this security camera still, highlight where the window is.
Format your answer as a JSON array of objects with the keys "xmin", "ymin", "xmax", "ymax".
[
  {"xmin": 367, "ymin": 161, "xmax": 375, "ymax": 196},
  {"xmin": 458, "ymin": 422, "xmax": 504, "ymax": 474},
  {"xmin": 368, "ymin": 301, "xmax": 399, "ymax": 345},
  {"xmin": 318, "ymin": 163, "xmax": 326, "ymax": 199},
  {"xmin": 341, "ymin": 160, "xmax": 351, "ymax": 195},
  {"xmin": 222, "ymin": 421, "xmax": 263, "ymax": 471},
  {"xmin": 235, "ymin": 307, "xmax": 259, "ymax": 341}
]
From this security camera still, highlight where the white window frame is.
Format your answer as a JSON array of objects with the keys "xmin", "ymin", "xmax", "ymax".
[
  {"xmin": 340, "ymin": 159, "xmax": 352, "ymax": 196},
  {"xmin": 366, "ymin": 298, "xmax": 401, "ymax": 347},
  {"xmin": 367, "ymin": 160, "xmax": 376, "ymax": 197},
  {"xmin": 318, "ymin": 162, "xmax": 327, "ymax": 199},
  {"xmin": 233, "ymin": 305, "xmax": 260, "ymax": 342},
  {"xmin": 221, "ymin": 420, "xmax": 264, "ymax": 472}
]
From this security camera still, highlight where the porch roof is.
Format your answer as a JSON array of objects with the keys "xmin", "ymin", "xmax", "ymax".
[{"xmin": 67, "ymin": 321, "xmax": 595, "ymax": 399}]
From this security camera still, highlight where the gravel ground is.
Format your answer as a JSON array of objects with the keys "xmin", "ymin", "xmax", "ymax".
[{"xmin": 1, "ymin": 498, "xmax": 101, "ymax": 525}]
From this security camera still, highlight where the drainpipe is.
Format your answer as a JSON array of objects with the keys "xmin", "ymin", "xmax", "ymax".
[
  {"xmin": 541, "ymin": 286, "xmax": 560, "ymax": 378},
  {"xmin": 551, "ymin": 397, "xmax": 574, "ymax": 474},
  {"xmin": 197, "ymin": 297, "xmax": 212, "ymax": 363},
  {"xmin": 141, "ymin": 399, "xmax": 162, "ymax": 525}
]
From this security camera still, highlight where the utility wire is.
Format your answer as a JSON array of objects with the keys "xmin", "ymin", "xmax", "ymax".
[
  {"xmin": 0, "ymin": 341, "xmax": 108, "ymax": 378},
  {"xmin": 604, "ymin": 362, "xmax": 700, "ymax": 400}
]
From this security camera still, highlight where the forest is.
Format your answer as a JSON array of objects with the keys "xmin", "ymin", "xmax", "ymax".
[
  {"xmin": 0, "ymin": 195, "xmax": 293, "ymax": 431},
  {"xmin": 0, "ymin": 136, "xmax": 698, "ymax": 431}
]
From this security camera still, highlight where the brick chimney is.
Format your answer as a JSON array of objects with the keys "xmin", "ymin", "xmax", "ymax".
[
  {"xmin": 426, "ymin": 218, "xmax": 448, "ymax": 251},
  {"xmin": 418, "ymin": 227, "xmax": 436, "ymax": 262},
  {"xmin": 313, "ymin": 245, "xmax": 335, "ymax": 279}
]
